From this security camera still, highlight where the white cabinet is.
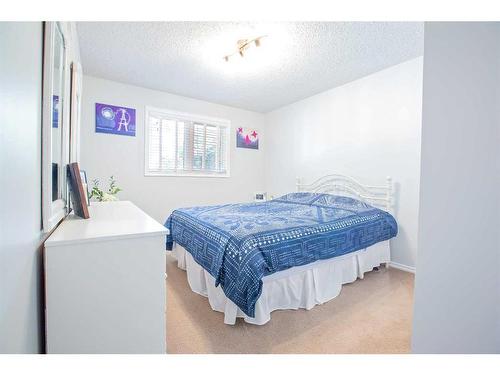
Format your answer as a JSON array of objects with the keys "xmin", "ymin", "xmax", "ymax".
[{"xmin": 44, "ymin": 201, "xmax": 168, "ymax": 353}]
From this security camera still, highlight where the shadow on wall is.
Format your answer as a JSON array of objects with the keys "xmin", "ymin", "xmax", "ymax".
[
  {"xmin": 390, "ymin": 226, "xmax": 414, "ymax": 268},
  {"xmin": 390, "ymin": 181, "xmax": 416, "ymax": 268},
  {"xmin": 393, "ymin": 181, "xmax": 401, "ymax": 219}
]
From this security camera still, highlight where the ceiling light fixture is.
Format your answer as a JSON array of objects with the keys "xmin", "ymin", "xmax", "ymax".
[{"xmin": 223, "ymin": 35, "xmax": 267, "ymax": 62}]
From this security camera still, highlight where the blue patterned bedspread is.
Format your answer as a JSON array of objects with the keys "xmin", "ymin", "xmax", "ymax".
[{"xmin": 165, "ymin": 192, "xmax": 397, "ymax": 317}]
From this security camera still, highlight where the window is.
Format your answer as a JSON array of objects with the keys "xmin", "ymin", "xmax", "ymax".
[{"xmin": 145, "ymin": 107, "xmax": 230, "ymax": 177}]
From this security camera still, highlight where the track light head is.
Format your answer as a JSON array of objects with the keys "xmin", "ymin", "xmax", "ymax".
[{"xmin": 223, "ymin": 35, "xmax": 267, "ymax": 63}]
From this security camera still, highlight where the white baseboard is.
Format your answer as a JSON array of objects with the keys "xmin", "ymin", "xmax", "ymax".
[{"xmin": 389, "ymin": 261, "xmax": 416, "ymax": 274}]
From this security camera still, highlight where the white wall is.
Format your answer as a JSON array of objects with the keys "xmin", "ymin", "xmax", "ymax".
[
  {"xmin": 264, "ymin": 57, "xmax": 423, "ymax": 269},
  {"xmin": 80, "ymin": 76, "xmax": 266, "ymax": 223},
  {"xmin": 412, "ymin": 22, "xmax": 500, "ymax": 353},
  {"xmin": 0, "ymin": 22, "xmax": 44, "ymax": 353},
  {"xmin": 0, "ymin": 22, "xmax": 82, "ymax": 354}
]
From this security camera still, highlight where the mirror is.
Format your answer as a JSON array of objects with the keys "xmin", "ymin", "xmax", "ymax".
[
  {"xmin": 51, "ymin": 23, "xmax": 65, "ymax": 202},
  {"xmin": 69, "ymin": 62, "xmax": 83, "ymax": 163},
  {"xmin": 42, "ymin": 22, "xmax": 70, "ymax": 232}
]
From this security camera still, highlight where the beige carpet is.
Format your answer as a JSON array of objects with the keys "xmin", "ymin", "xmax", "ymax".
[{"xmin": 166, "ymin": 254, "xmax": 414, "ymax": 354}]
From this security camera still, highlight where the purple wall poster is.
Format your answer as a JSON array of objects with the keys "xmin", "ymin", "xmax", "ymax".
[
  {"xmin": 52, "ymin": 95, "xmax": 59, "ymax": 128},
  {"xmin": 236, "ymin": 127, "xmax": 259, "ymax": 150},
  {"xmin": 95, "ymin": 103, "xmax": 136, "ymax": 137}
]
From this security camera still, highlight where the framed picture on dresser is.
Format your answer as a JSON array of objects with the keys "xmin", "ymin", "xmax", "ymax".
[
  {"xmin": 79, "ymin": 169, "xmax": 90, "ymax": 206},
  {"xmin": 67, "ymin": 162, "xmax": 90, "ymax": 219}
]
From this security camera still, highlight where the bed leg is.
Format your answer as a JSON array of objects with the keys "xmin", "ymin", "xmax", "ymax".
[{"xmin": 385, "ymin": 262, "xmax": 390, "ymax": 270}]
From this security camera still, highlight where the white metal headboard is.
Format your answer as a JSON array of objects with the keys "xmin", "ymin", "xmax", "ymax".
[{"xmin": 296, "ymin": 174, "xmax": 393, "ymax": 213}]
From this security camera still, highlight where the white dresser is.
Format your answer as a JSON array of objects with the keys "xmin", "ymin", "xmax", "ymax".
[{"xmin": 44, "ymin": 201, "xmax": 168, "ymax": 353}]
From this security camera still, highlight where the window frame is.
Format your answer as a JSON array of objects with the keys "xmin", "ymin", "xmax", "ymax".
[{"xmin": 144, "ymin": 106, "xmax": 231, "ymax": 178}]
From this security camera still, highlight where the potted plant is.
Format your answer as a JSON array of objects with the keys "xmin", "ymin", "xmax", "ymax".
[{"xmin": 90, "ymin": 176, "xmax": 122, "ymax": 202}]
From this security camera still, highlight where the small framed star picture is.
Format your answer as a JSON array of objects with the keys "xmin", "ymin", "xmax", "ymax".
[{"xmin": 236, "ymin": 127, "xmax": 259, "ymax": 150}]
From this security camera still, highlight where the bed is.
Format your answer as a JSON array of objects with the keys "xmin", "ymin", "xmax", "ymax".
[{"xmin": 165, "ymin": 174, "xmax": 398, "ymax": 325}]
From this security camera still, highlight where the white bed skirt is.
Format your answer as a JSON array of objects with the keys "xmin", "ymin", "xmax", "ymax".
[{"xmin": 171, "ymin": 241, "xmax": 390, "ymax": 325}]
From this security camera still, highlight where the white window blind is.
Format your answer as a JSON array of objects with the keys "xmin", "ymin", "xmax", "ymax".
[{"xmin": 145, "ymin": 108, "xmax": 230, "ymax": 177}]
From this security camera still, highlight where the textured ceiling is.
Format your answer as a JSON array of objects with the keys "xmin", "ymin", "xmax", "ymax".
[{"xmin": 77, "ymin": 22, "xmax": 423, "ymax": 113}]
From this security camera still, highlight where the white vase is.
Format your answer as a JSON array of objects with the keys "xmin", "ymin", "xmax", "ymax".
[{"xmin": 101, "ymin": 192, "xmax": 118, "ymax": 202}]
